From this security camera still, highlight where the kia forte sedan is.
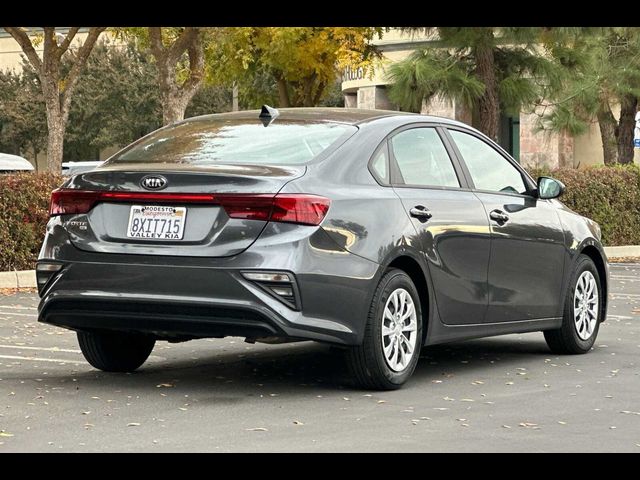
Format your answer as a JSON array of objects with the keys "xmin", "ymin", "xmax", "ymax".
[{"xmin": 37, "ymin": 107, "xmax": 608, "ymax": 390}]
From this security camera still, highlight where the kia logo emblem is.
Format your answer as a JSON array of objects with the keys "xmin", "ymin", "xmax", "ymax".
[{"xmin": 140, "ymin": 175, "xmax": 167, "ymax": 190}]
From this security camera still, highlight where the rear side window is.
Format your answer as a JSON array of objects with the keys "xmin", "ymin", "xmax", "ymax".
[
  {"xmin": 449, "ymin": 130, "xmax": 527, "ymax": 195},
  {"xmin": 389, "ymin": 128, "xmax": 460, "ymax": 188},
  {"xmin": 105, "ymin": 119, "xmax": 357, "ymax": 166}
]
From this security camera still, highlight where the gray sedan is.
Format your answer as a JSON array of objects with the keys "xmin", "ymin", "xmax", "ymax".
[{"xmin": 36, "ymin": 107, "xmax": 608, "ymax": 390}]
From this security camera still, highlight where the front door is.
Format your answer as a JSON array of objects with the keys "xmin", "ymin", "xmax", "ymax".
[
  {"xmin": 387, "ymin": 126, "xmax": 492, "ymax": 325},
  {"xmin": 447, "ymin": 128, "xmax": 566, "ymax": 323}
]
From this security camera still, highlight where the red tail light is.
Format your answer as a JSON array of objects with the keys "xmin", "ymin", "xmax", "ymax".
[{"xmin": 50, "ymin": 189, "xmax": 330, "ymax": 226}]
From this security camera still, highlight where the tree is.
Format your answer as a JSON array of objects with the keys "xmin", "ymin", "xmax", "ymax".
[
  {"xmin": 0, "ymin": 67, "xmax": 47, "ymax": 165},
  {"xmin": 208, "ymin": 27, "xmax": 383, "ymax": 108},
  {"xmin": 62, "ymin": 40, "xmax": 162, "ymax": 161},
  {"xmin": 539, "ymin": 28, "xmax": 640, "ymax": 165},
  {"xmin": 2, "ymin": 27, "xmax": 106, "ymax": 171},
  {"xmin": 120, "ymin": 27, "xmax": 206, "ymax": 125},
  {"xmin": 387, "ymin": 28, "xmax": 562, "ymax": 141}
]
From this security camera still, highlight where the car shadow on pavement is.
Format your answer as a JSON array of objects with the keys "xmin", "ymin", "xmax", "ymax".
[{"xmin": 26, "ymin": 334, "xmax": 558, "ymax": 395}]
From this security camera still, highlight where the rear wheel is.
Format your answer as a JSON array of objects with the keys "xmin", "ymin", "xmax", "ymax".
[
  {"xmin": 77, "ymin": 331, "xmax": 155, "ymax": 372},
  {"xmin": 544, "ymin": 254, "xmax": 602, "ymax": 354},
  {"xmin": 346, "ymin": 269, "xmax": 423, "ymax": 390}
]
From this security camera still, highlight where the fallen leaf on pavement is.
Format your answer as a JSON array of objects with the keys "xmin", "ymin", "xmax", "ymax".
[
  {"xmin": 293, "ymin": 420, "xmax": 304, "ymax": 425},
  {"xmin": 156, "ymin": 383, "xmax": 174, "ymax": 388},
  {"xmin": 246, "ymin": 427, "xmax": 268, "ymax": 432},
  {"xmin": 127, "ymin": 423, "xmax": 141, "ymax": 427}
]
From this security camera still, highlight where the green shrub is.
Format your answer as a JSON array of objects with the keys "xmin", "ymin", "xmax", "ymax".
[
  {"xmin": 527, "ymin": 164, "xmax": 640, "ymax": 246},
  {"xmin": 0, "ymin": 172, "xmax": 63, "ymax": 271},
  {"xmin": 0, "ymin": 166, "xmax": 639, "ymax": 272}
]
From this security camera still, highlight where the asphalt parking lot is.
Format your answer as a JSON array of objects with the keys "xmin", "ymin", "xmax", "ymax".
[{"xmin": 0, "ymin": 263, "xmax": 638, "ymax": 452}]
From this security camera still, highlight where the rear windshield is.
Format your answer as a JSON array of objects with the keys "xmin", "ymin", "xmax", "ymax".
[{"xmin": 105, "ymin": 118, "xmax": 357, "ymax": 166}]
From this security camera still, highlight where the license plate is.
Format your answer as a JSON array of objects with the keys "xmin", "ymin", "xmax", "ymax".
[{"xmin": 126, "ymin": 205, "xmax": 187, "ymax": 240}]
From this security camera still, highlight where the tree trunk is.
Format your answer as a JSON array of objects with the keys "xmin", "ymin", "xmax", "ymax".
[
  {"xmin": 45, "ymin": 111, "xmax": 65, "ymax": 172},
  {"xmin": 148, "ymin": 27, "xmax": 204, "ymax": 126},
  {"xmin": 276, "ymin": 75, "xmax": 291, "ymax": 107},
  {"xmin": 597, "ymin": 104, "xmax": 619, "ymax": 165},
  {"xmin": 161, "ymin": 92, "xmax": 191, "ymax": 125},
  {"xmin": 473, "ymin": 30, "xmax": 499, "ymax": 141},
  {"xmin": 617, "ymin": 94, "xmax": 638, "ymax": 164}
]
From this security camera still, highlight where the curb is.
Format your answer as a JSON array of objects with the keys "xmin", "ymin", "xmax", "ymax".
[
  {"xmin": 604, "ymin": 245, "xmax": 640, "ymax": 258},
  {"xmin": 0, "ymin": 270, "xmax": 36, "ymax": 289},
  {"xmin": 1, "ymin": 246, "xmax": 639, "ymax": 290}
]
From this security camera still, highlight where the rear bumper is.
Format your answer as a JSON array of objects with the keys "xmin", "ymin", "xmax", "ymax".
[
  {"xmin": 38, "ymin": 261, "xmax": 361, "ymax": 345},
  {"xmin": 38, "ymin": 220, "xmax": 381, "ymax": 345}
]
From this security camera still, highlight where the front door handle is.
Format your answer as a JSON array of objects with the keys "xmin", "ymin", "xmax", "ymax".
[
  {"xmin": 410, "ymin": 205, "xmax": 433, "ymax": 220},
  {"xmin": 489, "ymin": 209, "xmax": 509, "ymax": 223}
]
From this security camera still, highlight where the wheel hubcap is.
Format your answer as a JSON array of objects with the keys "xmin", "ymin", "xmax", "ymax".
[
  {"xmin": 381, "ymin": 288, "xmax": 418, "ymax": 372},
  {"xmin": 573, "ymin": 271, "xmax": 599, "ymax": 341}
]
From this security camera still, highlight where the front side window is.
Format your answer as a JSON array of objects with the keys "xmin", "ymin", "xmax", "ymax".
[
  {"xmin": 449, "ymin": 130, "xmax": 527, "ymax": 195},
  {"xmin": 389, "ymin": 128, "xmax": 460, "ymax": 188}
]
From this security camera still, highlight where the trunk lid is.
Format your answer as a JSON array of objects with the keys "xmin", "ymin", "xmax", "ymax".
[{"xmin": 61, "ymin": 163, "xmax": 305, "ymax": 257}]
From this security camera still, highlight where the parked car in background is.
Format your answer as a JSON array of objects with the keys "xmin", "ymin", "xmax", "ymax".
[
  {"xmin": 61, "ymin": 161, "xmax": 103, "ymax": 176},
  {"xmin": 0, "ymin": 153, "xmax": 35, "ymax": 173},
  {"xmin": 36, "ymin": 107, "xmax": 609, "ymax": 390}
]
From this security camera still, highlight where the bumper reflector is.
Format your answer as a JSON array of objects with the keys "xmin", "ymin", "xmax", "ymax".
[
  {"xmin": 35, "ymin": 262, "xmax": 63, "ymax": 294},
  {"xmin": 241, "ymin": 271, "xmax": 300, "ymax": 310}
]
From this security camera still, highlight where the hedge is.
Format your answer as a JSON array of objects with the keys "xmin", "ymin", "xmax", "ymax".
[
  {"xmin": 1, "ymin": 166, "xmax": 639, "ymax": 271},
  {"xmin": 527, "ymin": 164, "xmax": 640, "ymax": 247},
  {"xmin": 0, "ymin": 172, "xmax": 63, "ymax": 271}
]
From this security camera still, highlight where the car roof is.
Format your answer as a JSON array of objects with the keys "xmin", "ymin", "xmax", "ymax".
[
  {"xmin": 0, "ymin": 153, "xmax": 34, "ymax": 171},
  {"xmin": 184, "ymin": 107, "xmax": 470, "ymax": 128}
]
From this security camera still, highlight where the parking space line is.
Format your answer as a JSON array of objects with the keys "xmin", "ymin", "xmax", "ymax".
[
  {"xmin": 0, "ymin": 305, "xmax": 37, "ymax": 310},
  {"xmin": 0, "ymin": 344, "xmax": 81, "ymax": 353},
  {"xmin": 0, "ymin": 311, "xmax": 37, "ymax": 317},
  {"xmin": 610, "ymin": 293, "xmax": 640, "ymax": 298},
  {"xmin": 0, "ymin": 354, "xmax": 86, "ymax": 365}
]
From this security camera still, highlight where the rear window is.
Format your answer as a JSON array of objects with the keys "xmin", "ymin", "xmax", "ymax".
[{"xmin": 105, "ymin": 118, "xmax": 357, "ymax": 166}]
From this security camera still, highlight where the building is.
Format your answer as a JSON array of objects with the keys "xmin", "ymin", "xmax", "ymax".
[{"xmin": 341, "ymin": 29, "xmax": 618, "ymax": 170}]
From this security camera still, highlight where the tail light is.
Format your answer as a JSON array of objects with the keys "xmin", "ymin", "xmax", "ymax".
[{"xmin": 49, "ymin": 189, "xmax": 330, "ymax": 226}]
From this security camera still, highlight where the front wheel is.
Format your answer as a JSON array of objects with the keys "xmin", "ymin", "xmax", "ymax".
[
  {"xmin": 346, "ymin": 269, "xmax": 423, "ymax": 390},
  {"xmin": 77, "ymin": 330, "xmax": 155, "ymax": 372},
  {"xmin": 544, "ymin": 254, "xmax": 602, "ymax": 354}
]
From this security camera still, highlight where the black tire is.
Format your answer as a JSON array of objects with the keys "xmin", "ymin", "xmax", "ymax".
[
  {"xmin": 544, "ymin": 254, "xmax": 602, "ymax": 354},
  {"xmin": 77, "ymin": 330, "xmax": 155, "ymax": 372},
  {"xmin": 346, "ymin": 269, "xmax": 423, "ymax": 390}
]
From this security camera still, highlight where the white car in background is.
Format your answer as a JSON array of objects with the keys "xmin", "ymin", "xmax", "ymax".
[
  {"xmin": 0, "ymin": 153, "xmax": 35, "ymax": 173},
  {"xmin": 61, "ymin": 161, "xmax": 103, "ymax": 176}
]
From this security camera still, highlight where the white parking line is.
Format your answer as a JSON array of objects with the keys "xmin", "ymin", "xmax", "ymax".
[
  {"xmin": 0, "ymin": 305, "xmax": 37, "ymax": 310},
  {"xmin": 0, "ymin": 354, "xmax": 86, "ymax": 365},
  {"xmin": 0, "ymin": 311, "xmax": 37, "ymax": 317},
  {"xmin": 610, "ymin": 293, "xmax": 640, "ymax": 298},
  {"xmin": 0, "ymin": 344, "xmax": 81, "ymax": 353}
]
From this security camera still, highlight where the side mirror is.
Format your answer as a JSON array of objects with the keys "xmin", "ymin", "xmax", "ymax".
[{"xmin": 537, "ymin": 176, "xmax": 565, "ymax": 199}]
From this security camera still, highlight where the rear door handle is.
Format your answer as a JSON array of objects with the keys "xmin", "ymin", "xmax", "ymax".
[
  {"xmin": 409, "ymin": 206, "xmax": 433, "ymax": 220},
  {"xmin": 489, "ymin": 209, "xmax": 509, "ymax": 223}
]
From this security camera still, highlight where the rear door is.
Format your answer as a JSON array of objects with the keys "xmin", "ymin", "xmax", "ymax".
[
  {"xmin": 387, "ymin": 125, "xmax": 491, "ymax": 325},
  {"xmin": 445, "ymin": 128, "xmax": 566, "ymax": 322}
]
